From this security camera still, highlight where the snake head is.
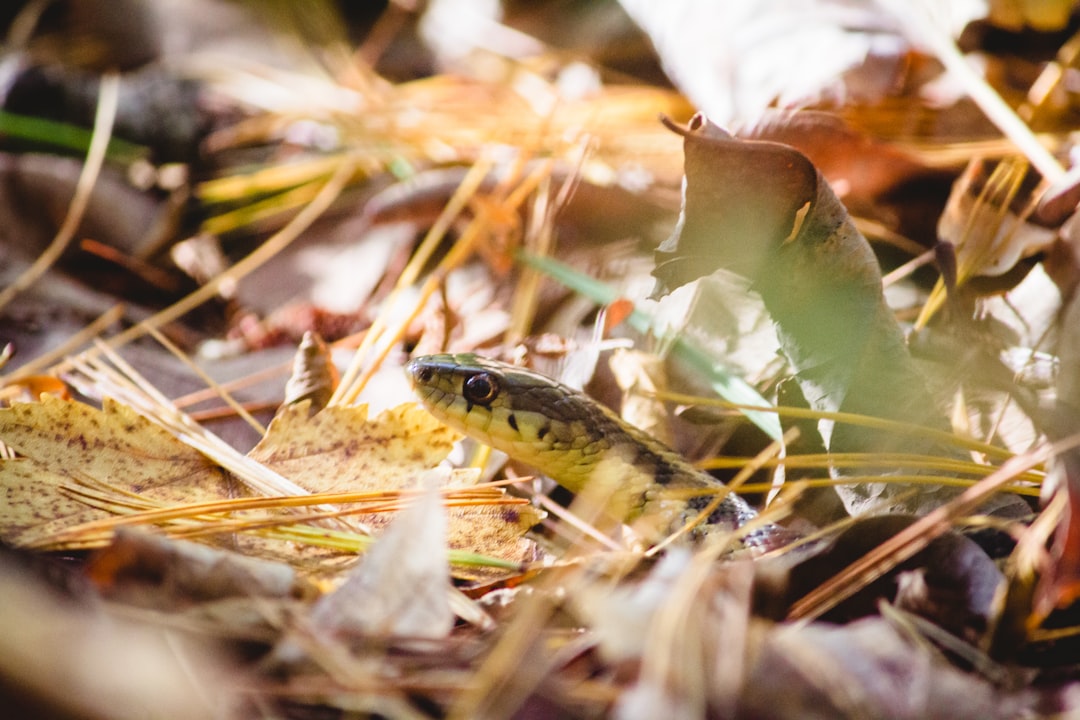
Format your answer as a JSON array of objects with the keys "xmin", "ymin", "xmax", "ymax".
[{"xmin": 405, "ymin": 353, "xmax": 617, "ymax": 492}]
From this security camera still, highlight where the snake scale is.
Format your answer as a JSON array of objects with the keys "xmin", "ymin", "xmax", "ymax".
[{"xmin": 406, "ymin": 353, "xmax": 789, "ymax": 550}]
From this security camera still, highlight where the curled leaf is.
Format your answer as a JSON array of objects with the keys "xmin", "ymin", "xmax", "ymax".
[
  {"xmin": 282, "ymin": 331, "xmax": 338, "ymax": 413},
  {"xmin": 653, "ymin": 114, "xmax": 945, "ymax": 462}
]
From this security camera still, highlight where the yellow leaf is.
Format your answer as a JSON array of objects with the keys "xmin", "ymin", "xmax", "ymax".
[
  {"xmin": 0, "ymin": 395, "xmax": 538, "ymax": 580},
  {"xmin": 249, "ymin": 402, "xmax": 459, "ymax": 494},
  {"xmin": 0, "ymin": 397, "xmax": 236, "ymax": 546},
  {"xmin": 250, "ymin": 402, "xmax": 541, "ymax": 578}
]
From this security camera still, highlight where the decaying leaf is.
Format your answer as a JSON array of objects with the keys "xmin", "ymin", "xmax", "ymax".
[
  {"xmin": 1033, "ymin": 288, "xmax": 1080, "ymax": 616},
  {"xmin": 87, "ymin": 527, "xmax": 310, "ymax": 609},
  {"xmin": 0, "ymin": 548, "xmax": 237, "ymax": 720},
  {"xmin": 0, "ymin": 393, "xmax": 539, "ymax": 579},
  {"xmin": 610, "ymin": 552, "xmax": 755, "ymax": 720},
  {"xmin": 617, "ymin": 0, "xmax": 940, "ymax": 127},
  {"xmin": 761, "ymin": 515, "xmax": 1004, "ymax": 641},
  {"xmin": 740, "ymin": 617, "xmax": 1035, "ymax": 719},
  {"xmin": 0, "ymin": 396, "xmax": 238, "ymax": 546},
  {"xmin": 250, "ymin": 400, "xmax": 541, "ymax": 574},
  {"xmin": 572, "ymin": 548, "xmax": 695, "ymax": 664},
  {"xmin": 609, "ymin": 348, "xmax": 676, "ymax": 448},
  {"xmin": 916, "ymin": 157, "xmax": 1051, "ymax": 327},
  {"xmin": 281, "ymin": 330, "xmax": 338, "ymax": 412}
]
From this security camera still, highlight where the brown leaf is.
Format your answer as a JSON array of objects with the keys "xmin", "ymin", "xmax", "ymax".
[
  {"xmin": 0, "ymin": 548, "xmax": 236, "ymax": 720},
  {"xmin": 250, "ymin": 402, "xmax": 540, "ymax": 577},
  {"xmin": 760, "ymin": 515, "xmax": 1003, "ymax": 640},
  {"xmin": 651, "ymin": 114, "xmax": 817, "ymax": 295},
  {"xmin": 86, "ymin": 527, "xmax": 310, "ymax": 609},
  {"xmin": 741, "ymin": 617, "xmax": 1033, "ymax": 719},
  {"xmin": 652, "ymin": 113, "xmax": 959, "ymax": 513},
  {"xmin": 1032, "ymin": 289, "xmax": 1080, "ymax": 617},
  {"xmin": 282, "ymin": 331, "xmax": 338, "ymax": 412}
]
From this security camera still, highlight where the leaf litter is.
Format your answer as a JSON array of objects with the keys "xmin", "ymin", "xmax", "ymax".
[{"xmin": 4, "ymin": 1, "xmax": 1080, "ymax": 717}]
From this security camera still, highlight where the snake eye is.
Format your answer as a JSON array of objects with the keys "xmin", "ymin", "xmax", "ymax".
[{"xmin": 463, "ymin": 372, "xmax": 499, "ymax": 406}]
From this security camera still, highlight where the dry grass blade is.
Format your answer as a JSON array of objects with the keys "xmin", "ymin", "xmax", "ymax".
[
  {"xmin": 652, "ymin": 389, "xmax": 1021, "ymax": 461},
  {"xmin": 787, "ymin": 438, "xmax": 1060, "ymax": 621},
  {"xmin": 85, "ymin": 153, "xmax": 359, "ymax": 362},
  {"xmin": 329, "ymin": 153, "xmax": 495, "ymax": 405},
  {"xmin": 68, "ymin": 341, "xmax": 321, "ymax": 500},
  {"xmin": 331, "ymin": 155, "xmax": 555, "ymax": 405},
  {"xmin": 877, "ymin": 0, "xmax": 1065, "ymax": 184},
  {"xmin": 147, "ymin": 326, "xmax": 266, "ymax": 435},
  {"xmin": 0, "ymin": 304, "xmax": 124, "ymax": 391},
  {"xmin": 0, "ymin": 72, "xmax": 118, "ymax": 313},
  {"xmin": 915, "ymin": 156, "xmax": 1033, "ymax": 328},
  {"xmin": 703, "ymin": 451, "xmax": 1044, "ymax": 486}
]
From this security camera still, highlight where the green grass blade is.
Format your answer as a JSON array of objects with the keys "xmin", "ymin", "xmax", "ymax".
[{"xmin": 0, "ymin": 110, "xmax": 147, "ymax": 163}]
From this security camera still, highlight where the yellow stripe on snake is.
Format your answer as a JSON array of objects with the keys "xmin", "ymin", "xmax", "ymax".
[{"xmin": 406, "ymin": 353, "xmax": 789, "ymax": 550}]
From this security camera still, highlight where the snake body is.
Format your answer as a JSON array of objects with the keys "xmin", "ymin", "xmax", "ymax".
[{"xmin": 405, "ymin": 353, "xmax": 785, "ymax": 548}]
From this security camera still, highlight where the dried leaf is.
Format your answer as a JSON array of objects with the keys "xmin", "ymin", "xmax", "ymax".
[
  {"xmin": 572, "ymin": 548, "xmax": 694, "ymax": 664},
  {"xmin": 939, "ymin": 159, "xmax": 1051, "ymax": 280},
  {"xmin": 0, "ymin": 548, "xmax": 236, "ymax": 720},
  {"xmin": 610, "ymin": 554, "xmax": 755, "ymax": 720},
  {"xmin": 0, "ymin": 397, "xmax": 237, "ymax": 546},
  {"xmin": 917, "ymin": 158, "xmax": 1051, "ymax": 326},
  {"xmin": 653, "ymin": 114, "xmax": 953, "ymax": 512},
  {"xmin": 651, "ymin": 115, "xmax": 817, "ymax": 296},
  {"xmin": 618, "ymin": 0, "xmax": 938, "ymax": 126},
  {"xmin": 0, "ymin": 392, "xmax": 536, "ymax": 579},
  {"xmin": 764, "ymin": 515, "xmax": 1003, "ymax": 639},
  {"xmin": 1033, "ymin": 289, "xmax": 1080, "ymax": 615},
  {"xmin": 87, "ymin": 527, "xmax": 309, "ymax": 609},
  {"xmin": 741, "ymin": 618, "xmax": 1033, "ymax": 719},
  {"xmin": 282, "ymin": 331, "xmax": 338, "ymax": 412},
  {"xmin": 442, "ymin": 500, "xmax": 542, "ymax": 578},
  {"xmin": 249, "ymin": 401, "xmax": 458, "ymax": 495},
  {"xmin": 250, "ymin": 401, "xmax": 540, "ymax": 576},
  {"xmin": 309, "ymin": 477, "xmax": 454, "ymax": 639},
  {"xmin": 609, "ymin": 348, "xmax": 676, "ymax": 448}
]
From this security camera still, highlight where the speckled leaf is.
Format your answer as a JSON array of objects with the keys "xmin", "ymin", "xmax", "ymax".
[
  {"xmin": 443, "ymin": 504, "xmax": 541, "ymax": 577},
  {"xmin": 249, "ymin": 402, "xmax": 540, "ymax": 577},
  {"xmin": 0, "ymin": 397, "xmax": 237, "ymax": 546},
  {"xmin": 248, "ymin": 402, "xmax": 460, "ymax": 494}
]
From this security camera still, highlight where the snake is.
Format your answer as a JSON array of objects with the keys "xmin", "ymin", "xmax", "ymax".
[{"xmin": 405, "ymin": 353, "xmax": 789, "ymax": 550}]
